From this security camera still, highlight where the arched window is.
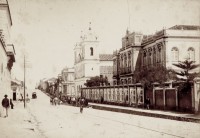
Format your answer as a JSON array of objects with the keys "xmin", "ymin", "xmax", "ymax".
[
  {"xmin": 90, "ymin": 47, "xmax": 93, "ymax": 56},
  {"xmin": 79, "ymin": 54, "xmax": 81, "ymax": 61},
  {"xmin": 143, "ymin": 50, "xmax": 147, "ymax": 66},
  {"xmin": 188, "ymin": 47, "xmax": 195, "ymax": 61},
  {"xmin": 153, "ymin": 47, "xmax": 156, "ymax": 65},
  {"xmin": 171, "ymin": 47, "xmax": 179, "ymax": 62}
]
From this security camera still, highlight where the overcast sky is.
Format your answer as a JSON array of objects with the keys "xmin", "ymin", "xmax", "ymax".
[{"xmin": 8, "ymin": 0, "xmax": 200, "ymax": 88}]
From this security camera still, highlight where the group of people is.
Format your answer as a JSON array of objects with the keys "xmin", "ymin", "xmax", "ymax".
[
  {"xmin": 50, "ymin": 96, "xmax": 61, "ymax": 106},
  {"xmin": 1, "ymin": 94, "xmax": 14, "ymax": 118},
  {"xmin": 50, "ymin": 96, "xmax": 87, "ymax": 113}
]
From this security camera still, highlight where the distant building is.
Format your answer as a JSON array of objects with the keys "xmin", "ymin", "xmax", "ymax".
[
  {"xmin": 39, "ymin": 78, "xmax": 49, "ymax": 91},
  {"xmin": 99, "ymin": 54, "xmax": 113, "ymax": 85},
  {"xmin": 11, "ymin": 78, "xmax": 23, "ymax": 101},
  {"xmin": 74, "ymin": 23, "xmax": 113, "ymax": 97},
  {"xmin": 113, "ymin": 25, "xmax": 200, "ymax": 85},
  {"xmin": 0, "ymin": 0, "xmax": 15, "ymax": 99},
  {"xmin": 61, "ymin": 67, "xmax": 75, "ymax": 97}
]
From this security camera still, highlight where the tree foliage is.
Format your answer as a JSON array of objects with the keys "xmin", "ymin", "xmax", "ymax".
[
  {"xmin": 84, "ymin": 75, "xmax": 109, "ymax": 87},
  {"xmin": 173, "ymin": 60, "xmax": 200, "ymax": 93},
  {"xmin": 173, "ymin": 60, "xmax": 200, "ymax": 81},
  {"xmin": 134, "ymin": 66, "xmax": 177, "ymax": 90}
]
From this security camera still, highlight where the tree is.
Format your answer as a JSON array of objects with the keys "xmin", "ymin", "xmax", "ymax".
[
  {"xmin": 173, "ymin": 60, "xmax": 200, "ymax": 81},
  {"xmin": 173, "ymin": 59, "xmax": 200, "ymax": 93},
  {"xmin": 84, "ymin": 75, "xmax": 109, "ymax": 87},
  {"xmin": 134, "ymin": 66, "xmax": 177, "ymax": 90}
]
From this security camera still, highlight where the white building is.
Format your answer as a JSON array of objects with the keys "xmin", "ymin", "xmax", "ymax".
[
  {"xmin": 11, "ymin": 78, "xmax": 23, "ymax": 101},
  {"xmin": 0, "ymin": 0, "xmax": 15, "ymax": 99},
  {"xmin": 61, "ymin": 67, "xmax": 75, "ymax": 96},
  {"xmin": 74, "ymin": 24, "xmax": 113, "ymax": 97}
]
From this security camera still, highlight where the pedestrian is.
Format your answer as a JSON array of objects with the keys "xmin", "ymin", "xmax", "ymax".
[
  {"xmin": 1, "ymin": 95, "xmax": 10, "ymax": 117},
  {"xmin": 54, "ymin": 97, "xmax": 58, "ymax": 106},
  {"xmin": 146, "ymin": 97, "xmax": 150, "ymax": 110},
  {"xmin": 80, "ymin": 98, "xmax": 85, "ymax": 113},
  {"xmin": 10, "ymin": 99, "xmax": 14, "ymax": 109},
  {"xmin": 20, "ymin": 93, "xmax": 23, "ymax": 102}
]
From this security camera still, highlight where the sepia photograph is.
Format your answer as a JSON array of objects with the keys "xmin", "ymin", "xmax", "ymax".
[{"xmin": 0, "ymin": 0, "xmax": 200, "ymax": 137}]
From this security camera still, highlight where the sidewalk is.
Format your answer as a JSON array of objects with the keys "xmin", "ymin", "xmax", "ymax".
[
  {"xmin": 0, "ymin": 101, "xmax": 43, "ymax": 138},
  {"xmin": 89, "ymin": 103, "xmax": 200, "ymax": 123}
]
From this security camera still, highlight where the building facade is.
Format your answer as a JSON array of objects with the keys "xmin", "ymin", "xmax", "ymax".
[
  {"xmin": 0, "ymin": 0, "xmax": 15, "ymax": 99},
  {"xmin": 61, "ymin": 67, "xmax": 75, "ymax": 97},
  {"xmin": 74, "ymin": 24, "xmax": 113, "ymax": 97},
  {"xmin": 113, "ymin": 30, "xmax": 143, "ymax": 85},
  {"xmin": 99, "ymin": 54, "xmax": 113, "ymax": 85},
  {"xmin": 142, "ymin": 25, "xmax": 200, "ymax": 72},
  {"xmin": 11, "ymin": 78, "xmax": 23, "ymax": 101},
  {"xmin": 113, "ymin": 25, "xmax": 200, "ymax": 85}
]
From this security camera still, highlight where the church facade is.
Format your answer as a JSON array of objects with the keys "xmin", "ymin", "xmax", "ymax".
[{"xmin": 74, "ymin": 24, "xmax": 113, "ymax": 97}]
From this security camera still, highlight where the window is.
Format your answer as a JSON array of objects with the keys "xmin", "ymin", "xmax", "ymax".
[
  {"xmin": 171, "ymin": 47, "xmax": 179, "ymax": 62},
  {"xmin": 135, "ymin": 36, "xmax": 141, "ymax": 43},
  {"xmin": 157, "ymin": 46, "xmax": 162, "ymax": 63},
  {"xmin": 143, "ymin": 51, "xmax": 147, "ymax": 66},
  {"xmin": 188, "ymin": 47, "xmax": 195, "ymax": 61},
  {"xmin": 90, "ymin": 47, "xmax": 93, "ymax": 56},
  {"xmin": 148, "ymin": 52, "xmax": 151, "ymax": 66},
  {"xmin": 79, "ymin": 54, "xmax": 81, "ymax": 61},
  {"xmin": 153, "ymin": 47, "xmax": 156, "ymax": 65}
]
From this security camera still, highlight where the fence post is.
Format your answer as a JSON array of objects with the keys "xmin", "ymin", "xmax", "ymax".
[
  {"xmin": 163, "ymin": 88, "xmax": 166, "ymax": 110},
  {"xmin": 191, "ymin": 86, "xmax": 195, "ymax": 113},
  {"xmin": 153, "ymin": 87, "xmax": 155, "ymax": 108},
  {"xmin": 193, "ymin": 77, "xmax": 200, "ymax": 113},
  {"xmin": 175, "ymin": 87, "xmax": 178, "ymax": 111}
]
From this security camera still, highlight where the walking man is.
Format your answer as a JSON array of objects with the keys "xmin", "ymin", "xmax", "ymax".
[
  {"xmin": 2, "ymin": 95, "xmax": 10, "ymax": 117},
  {"xmin": 10, "ymin": 99, "xmax": 14, "ymax": 109},
  {"xmin": 146, "ymin": 97, "xmax": 150, "ymax": 110},
  {"xmin": 80, "ymin": 97, "xmax": 85, "ymax": 113}
]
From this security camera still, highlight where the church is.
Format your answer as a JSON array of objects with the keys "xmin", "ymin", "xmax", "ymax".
[{"xmin": 74, "ymin": 23, "xmax": 113, "ymax": 97}]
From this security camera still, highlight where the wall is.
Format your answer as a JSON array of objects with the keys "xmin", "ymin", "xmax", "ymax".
[
  {"xmin": 153, "ymin": 86, "xmax": 193, "ymax": 112},
  {"xmin": 166, "ymin": 37, "xmax": 200, "ymax": 72},
  {"xmin": 0, "ymin": 41, "xmax": 11, "ymax": 98},
  {"xmin": 82, "ymin": 84, "xmax": 144, "ymax": 107}
]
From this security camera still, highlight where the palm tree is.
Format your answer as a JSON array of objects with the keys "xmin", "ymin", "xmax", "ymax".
[{"xmin": 173, "ymin": 60, "xmax": 200, "ymax": 82}]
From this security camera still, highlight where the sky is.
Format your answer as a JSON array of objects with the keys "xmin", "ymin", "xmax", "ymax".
[{"xmin": 8, "ymin": 0, "xmax": 200, "ymax": 88}]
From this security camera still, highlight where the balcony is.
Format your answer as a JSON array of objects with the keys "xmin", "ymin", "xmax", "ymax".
[{"xmin": 6, "ymin": 44, "xmax": 15, "ymax": 71}]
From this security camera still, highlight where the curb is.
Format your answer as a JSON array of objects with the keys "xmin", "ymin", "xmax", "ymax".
[{"xmin": 90, "ymin": 104, "xmax": 200, "ymax": 123}]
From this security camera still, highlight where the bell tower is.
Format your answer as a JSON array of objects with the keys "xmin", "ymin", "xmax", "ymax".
[{"xmin": 74, "ymin": 23, "xmax": 100, "ymax": 97}]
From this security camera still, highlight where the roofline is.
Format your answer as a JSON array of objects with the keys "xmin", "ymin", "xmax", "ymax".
[
  {"xmin": 7, "ymin": 0, "xmax": 12, "ymax": 25},
  {"xmin": 142, "ymin": 35, "xmax": 200, "ymax": 46},
  {"xmin": 0, "ymin": 0, "xmax": 12, "ymax": 25}
]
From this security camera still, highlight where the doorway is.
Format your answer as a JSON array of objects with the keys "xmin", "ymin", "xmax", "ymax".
[{"xmin": 13, "ymin": 92, "xmax": 16, "ymax": 101}]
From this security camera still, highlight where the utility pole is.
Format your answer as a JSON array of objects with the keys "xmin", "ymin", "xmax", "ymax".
[{"xmin": 24, "ymin": 55, "xmax": 26, "ymax": 108}]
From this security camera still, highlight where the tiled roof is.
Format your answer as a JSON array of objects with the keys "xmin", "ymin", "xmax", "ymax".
[
  {"xmin": 99, "ymin": 54, "xmax": 113, "ymax": 61},
  {"xmin": 169, "ymin": 25, "xmax": 200, "ymax": 30}
]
